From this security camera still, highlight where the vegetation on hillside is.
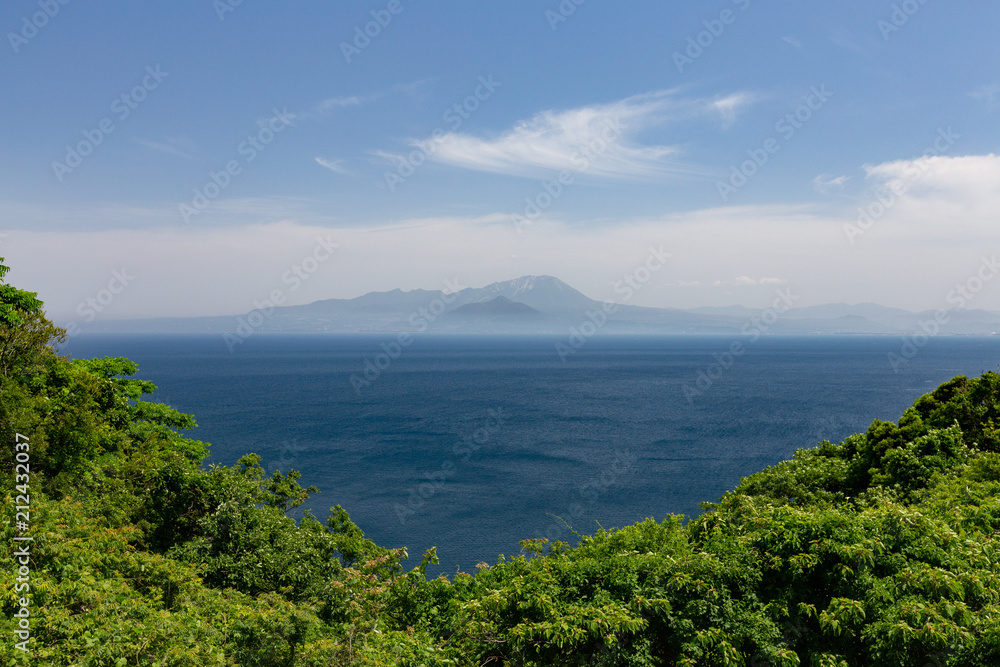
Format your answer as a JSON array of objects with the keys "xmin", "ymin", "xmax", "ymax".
[{"xmin": 3, "ymin": 258, "xmax": 1000, "ymax": 665}]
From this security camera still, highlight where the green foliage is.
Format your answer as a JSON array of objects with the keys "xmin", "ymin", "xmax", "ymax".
[
  {"xmin": 165, "ymin": 455, "xmax": 398, "ymax": 602},
  {"xmin": 0, "ymin": 258, "xmax": 43, "ymax": 328},
  {"xmin": 871, "ymin": 425, "xmax": 972, "ymax": 496},
  {"xmin": 725, "ymin": 439, "xmax": 851, "ymax": 507},
  {"xmin": 4, "ymin": 261, "xmax": 1000, "ymax": 664}
]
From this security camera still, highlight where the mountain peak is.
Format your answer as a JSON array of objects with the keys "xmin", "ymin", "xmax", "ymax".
[
  {"xmin": 463, "ymin": 275, "xmax": 597, "ymax": 312},
  {"xmin": 482, "ymin": 275, "xmax": 565, "ymax": 290}
]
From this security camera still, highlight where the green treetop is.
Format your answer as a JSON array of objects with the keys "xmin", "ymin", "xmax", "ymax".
[{"xmin": 0, "ymin": 257, "xmax": 43, "ymax": 327}]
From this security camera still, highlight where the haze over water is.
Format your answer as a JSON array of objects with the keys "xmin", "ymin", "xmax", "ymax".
[{"xmin": 66, "ymin": 333, "xmax": 999, "ymax": 574}]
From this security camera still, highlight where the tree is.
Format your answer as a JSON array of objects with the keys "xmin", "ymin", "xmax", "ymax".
[{"xmin": 0, "ymin": 257, "xmax": 43, "ymax": 327}]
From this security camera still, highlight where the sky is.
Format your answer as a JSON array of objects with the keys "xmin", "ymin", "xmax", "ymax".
[{"xmin": 1, "ymin": 0, "xmax": 999, "ymax": 323}]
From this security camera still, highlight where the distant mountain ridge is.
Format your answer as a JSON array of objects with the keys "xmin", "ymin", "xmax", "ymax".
[
  {"xmin": 79, "ymin": 275, "xmax": 1000, "ymax": 336},
  {"xmin": 449, "ymin": 296, "xmax": 542, "ymax": 317}
]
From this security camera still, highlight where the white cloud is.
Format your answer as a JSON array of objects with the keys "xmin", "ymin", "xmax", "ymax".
[
  {"xmin": 5, "ymin": 155, "xmax": 1000, "ymax": 318},
  {"xmin": 783, "ymin": 36, "xmax": 803, "ymax": 49},
  {"xmin": 134, "ymin": 136, "xmax": 196, "ymax": 159},
  {"xmin": 288, "ymin": 79, "xmax": 434, "ymax": 122},
  {"xmin": 969, "ymin": 82, "xmax": 1000, "ymax": 111},
  {"xmin": 315, "ymin": 157, "xmax": 352, "ymax": 175},
  {"xmin": 710, "ymin": 276, "xmax": 787, "ymax": 288},
  {"xmin": 413, "ymin": 90, "xmax": 748, "ymax": 180},
  {"xmin": 813, "ymin": 173, "xmax": 850, "ymax": 193},
  {"xmin": 286, "ymin": 95, "xmax": 364, "ymax": 123},
  {"xmin": 829, "ymin": 27, "xmax": 868, "ymax": 58},
  {"xmin": 314, "ymin": 95, "xmax": 365, "ymax": 111},
  {"xmin": 712, "ymin": 92, "xmax": 756, "ymax": 129},
  {"xmin": 0, "ymin": 196, "xmax": 337, "ymax": 232},
  {"xmin": 862, "ymin": 153, "xmax": 1000, "ymax": 221}
]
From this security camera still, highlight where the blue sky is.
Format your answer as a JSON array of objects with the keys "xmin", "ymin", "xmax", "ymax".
[{"xmin": 2, "ymin": 0, "xmax": 999, "ymax": 320}]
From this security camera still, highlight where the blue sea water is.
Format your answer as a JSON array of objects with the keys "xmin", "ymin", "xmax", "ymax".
[{"xmin": 63, "ymin": 334, "xmax": 999, "ymax": 574}]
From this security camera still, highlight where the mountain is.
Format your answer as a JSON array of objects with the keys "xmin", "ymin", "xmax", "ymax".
[
  {"xmin": 439, "ymin": 297, "xmax": 551, "ymax": 333},
  {"xmin": 780, "ymin": 302, "xmax": 914, "ymax": 321},
  {"xmin": 687, "ymin": 305, "xmax": 760, "ymax": 318},
  {"xmin": 462, "ymin": 276, "xmax": 599, "ymax": 312},
  {"xmin": 78, "ymin": 275, "xmax": 1000, "ymax": 336},
  {"xmin": 448, "ymin": 296, "xmax": 543, "ymax": 318}
]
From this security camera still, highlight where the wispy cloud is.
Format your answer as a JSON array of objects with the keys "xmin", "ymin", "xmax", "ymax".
[
  {"xmin": 713, "ymin": 276, "xmax": 787, "ymax": 287},
  {"xmin": 783, "ymin": 36, "xmax": 803, "ymax": 49},
  {"xmin": 316, "ymin": 95, "xmax": 365, "ymax": 112},
  {"xmin": 315, "ymin": 157, "xmax": 352, "ymax": 175},
  {"xmin": 288, "ymin": 95, "xmax": 366, "ymax": 122},
  {"xmin": 405, "ymin": 90, "xmax": 750, "ymax": 180},
  {"xmin": 392, "ymin": 77, "xmax": 435, "ymax": 97},
  {"xmin": 288, "ymin": 79, "xmax": 434, "ymax": 122},
  {"xmin": 829, "ymin": 27, "xmax": 868, "ymax": 58},
  {"xmin": 135, "ymin": 136, "xmax": 196, "ymax": 159},
  {"xmin": 712, "ymin": 92, "xmax": 756, "ymax": 129},
  {"xmin": 813, "ymin": 173, "xmax": 850, "ymax": 193},
  {"xmin": 0, "ymin": 196, "xmax": 336, "ymax": 232},
  {"xmin": 969, "ymin": 82, "xmax": 1000, "ymax": 111}
]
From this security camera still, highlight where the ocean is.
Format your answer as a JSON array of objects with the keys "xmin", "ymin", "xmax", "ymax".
[{"xmin": 63, "ymin": 333, "xmax": 999, "ymax": 574}]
